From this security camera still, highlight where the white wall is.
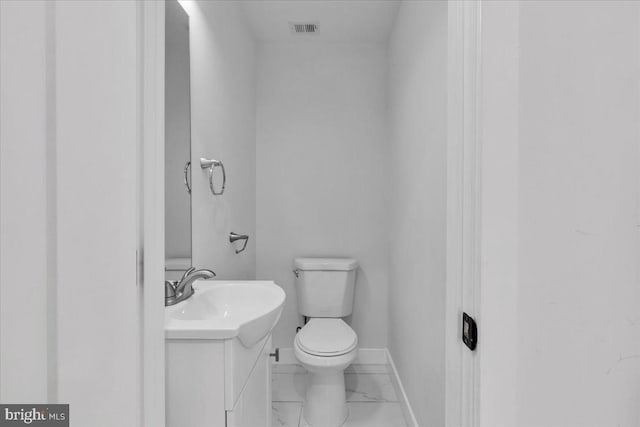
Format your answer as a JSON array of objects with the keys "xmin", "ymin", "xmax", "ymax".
[
  {"xmin": 388, "ymin": 2, "xmax": 448, "ymax": 426},
  {"xmin": 183, "ymin": 0, "xmax": 257, "ymax": 279},
  {"xmin": 0, "ymin": 0, "xmax": 50, "ymax": 402},
  {"xmin": 255, "ymin": 43, "xmax": 389, "ymax": 349},
  {"xmin": 480, "ymin": 1, "xmax": 640, "ymax": 426},
  {"xmin": 518, "ymin": 2, "xmax": 640, "ymax": 425}
]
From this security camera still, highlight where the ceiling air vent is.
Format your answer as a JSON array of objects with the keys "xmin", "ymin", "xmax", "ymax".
[{"xmin": 289, "ymin": 22, "xmax": 319, "ymax": 35}]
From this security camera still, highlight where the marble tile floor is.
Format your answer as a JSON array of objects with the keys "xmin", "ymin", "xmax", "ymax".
[{"xmin": 272, "ymin": 364, "xmax": 408, "ymax": 427}]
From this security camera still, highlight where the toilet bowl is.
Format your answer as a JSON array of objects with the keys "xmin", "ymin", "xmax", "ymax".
[{"xmin": 294, "ymin": 318, "xmax": 358, "ymax": 427}]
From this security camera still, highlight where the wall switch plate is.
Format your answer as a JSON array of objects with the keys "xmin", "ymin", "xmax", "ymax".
[{"xmin": 462, "ymin": 312, "xmax": 477, "ymax": 351}]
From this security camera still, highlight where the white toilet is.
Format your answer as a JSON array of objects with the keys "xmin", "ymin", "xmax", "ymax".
[{"xmin": 293, "ymin": 257, "xmax": 359, "ymax": 427}]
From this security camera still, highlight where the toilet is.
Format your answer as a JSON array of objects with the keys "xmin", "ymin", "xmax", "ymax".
[{"xmin": 293, "ymin": 257, "xmax": 358, "ymax": 427}]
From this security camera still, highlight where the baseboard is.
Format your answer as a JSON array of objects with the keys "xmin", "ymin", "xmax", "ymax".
[
  {"xmin": 272, "ymin": 347, "xmax": 388, "ymax": 365},
  {"xmin": 386, "ymin": 348, "xmax": 419, "ymax": 427}
]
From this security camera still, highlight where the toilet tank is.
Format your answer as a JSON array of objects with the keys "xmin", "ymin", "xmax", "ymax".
[{"xmin": 294, "ymin": 257, "xmax": 358, "ymax": 318}]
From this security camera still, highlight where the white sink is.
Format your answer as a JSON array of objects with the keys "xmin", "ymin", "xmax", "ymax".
[{"xmin": 165, "ymin": 280, "xmax": 285, "ymax": 347}]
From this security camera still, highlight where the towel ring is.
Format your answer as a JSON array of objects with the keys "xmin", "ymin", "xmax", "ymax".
[{"xmin": 200, "ymin": 157, "xmax": 226, "ymax": 195}]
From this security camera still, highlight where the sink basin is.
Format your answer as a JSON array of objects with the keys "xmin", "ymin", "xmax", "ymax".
[{"xmin": 165, "ymin": 280, "xmax": 285, "ymax": 347}]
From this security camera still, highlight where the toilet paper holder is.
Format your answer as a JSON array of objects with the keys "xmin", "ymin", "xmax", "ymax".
[{"xmin": 229, "ymin": 232, "xmax": 249, "ymax": 254}]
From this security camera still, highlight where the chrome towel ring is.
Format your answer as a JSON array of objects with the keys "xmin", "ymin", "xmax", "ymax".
[{"xmin": 200, "ymin": 157, "xmax": 226, "ymax": 195}]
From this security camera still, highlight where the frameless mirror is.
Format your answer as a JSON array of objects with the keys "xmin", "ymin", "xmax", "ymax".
[{"xmin": 165, "ymin": 0, "xmax": 192, "ymax": 277}]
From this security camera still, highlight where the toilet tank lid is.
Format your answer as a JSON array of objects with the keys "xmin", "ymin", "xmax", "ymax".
[{"xmin": 294, "ymin": 257, "xmax": 358, "ymax": 271}]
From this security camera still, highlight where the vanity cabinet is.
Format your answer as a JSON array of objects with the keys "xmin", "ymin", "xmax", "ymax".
[
  {"xmin": 166, "ymin": 335, "xmax": 273, "ymax": 427},
  {"xmin": 226, "ymin": 338, "xmax": 272, "ymax": 427}
]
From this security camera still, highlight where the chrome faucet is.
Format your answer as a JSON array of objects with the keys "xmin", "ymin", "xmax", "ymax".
[{"xmin": 165, "ymin": 267, "xmax": 216, "ymax": 306}]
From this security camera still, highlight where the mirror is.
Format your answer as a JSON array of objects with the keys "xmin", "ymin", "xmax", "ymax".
[{"xmin": 165, "ymin": 0, "xmax": 192, "ymax": 278}]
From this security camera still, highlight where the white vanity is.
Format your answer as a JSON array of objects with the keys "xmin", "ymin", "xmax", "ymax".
[{"xmin": 165, "ymin": 280, "xmax": 285, "ymax": 427}]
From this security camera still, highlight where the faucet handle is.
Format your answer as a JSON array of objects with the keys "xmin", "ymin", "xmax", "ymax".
[{"xmin": 179, "ymin": 267, "xmax": 196, "ymax": 284}]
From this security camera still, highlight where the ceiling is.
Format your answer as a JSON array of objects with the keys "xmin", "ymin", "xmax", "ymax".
[{"xmin": 240, "ymin": 0, "xmax": 401, "ymax": 43}]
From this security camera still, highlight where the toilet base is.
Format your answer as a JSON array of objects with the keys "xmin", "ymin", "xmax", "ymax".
[
  {"xmin": 302, "ymin": 371, "xmax": 349, "ymax": 427},
  {"xmin": 293, "ymin": 321, "xmax": 358, "ymax": 427}
]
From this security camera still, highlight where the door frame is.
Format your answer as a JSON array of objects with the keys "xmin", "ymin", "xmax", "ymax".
[
  {"xmin": 139, "ymin": 1, "xmax": 165, "ymax": 426},
  {"xmin": 445, "ymin": 1, "xmax": 482, "ymax": 426},
  {"xmin": 139, "ymin": 1, "xmax": 485, "ymax": 425}
]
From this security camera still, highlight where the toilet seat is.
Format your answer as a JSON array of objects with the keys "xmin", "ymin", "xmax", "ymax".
[{"xmin": 295, "ymin": 318, "xmax": 357, "ymax": 357}]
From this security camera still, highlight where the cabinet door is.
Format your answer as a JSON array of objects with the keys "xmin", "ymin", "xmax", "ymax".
[{"xmin": 227, "ymin": 337, "xmax": 272, "ymax": 427}]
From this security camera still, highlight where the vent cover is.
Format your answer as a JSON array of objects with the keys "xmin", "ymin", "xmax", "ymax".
[{"xmin": 289, "ymin": 22, "xmax": 319, "ymax": 35}]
